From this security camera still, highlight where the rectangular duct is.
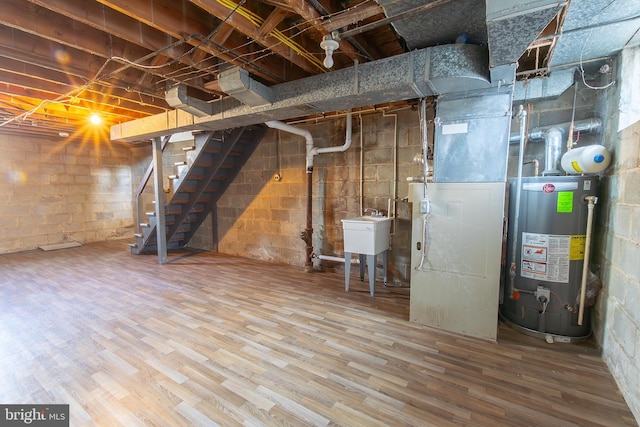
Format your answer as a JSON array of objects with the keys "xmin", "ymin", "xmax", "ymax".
[{"xmin": 112, "ymin": 44, "xmax": 500, "ymax": 142}]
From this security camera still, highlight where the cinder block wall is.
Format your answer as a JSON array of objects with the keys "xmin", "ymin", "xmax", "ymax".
[
  {"xmin": 217, "ymin": 108, "xmax": 425, "ymax": 283},
  {"xmin": 0, "ymin": 134, "xmax": 136, "ymax": 254},
  {"xmin": 594, "ymin": 46, "xmax": 640, "ymax": 422}
]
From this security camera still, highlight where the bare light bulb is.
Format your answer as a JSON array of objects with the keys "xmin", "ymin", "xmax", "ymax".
[
  {"xmin": 323, "ymin": 53, "xmax": 334, "ymax": 69},
  {"xmin": 320, "ymin": 37, "xmax": 339, "ymax": 69},
  {"xmin": 89, "ymin": 113, "xmax": 102, "ymax": 125}
]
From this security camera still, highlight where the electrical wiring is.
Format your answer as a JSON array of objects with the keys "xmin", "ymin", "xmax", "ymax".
[
  {"xmin": 111, "ymin": 56, "xmax": 172, "ymax": 69},
  {"xmin": 577, "ymin": 1, "xmax": 617, "ymax": 90},
  {"xmin": 579, "ymin": 46, "xmax": 616, "ymax": 90},
  {"xmin": 2, "ymin": 0, "xmax": 379, "ymax": 129},
  {"xmin": 132, "ymin": 0, "xmax": 377, "ymax": 85},
  {"xmin": 0, "ymin": 59, "xmax": 112, "ymax": 129},
  {"xmin": 217, "ymin": 0, "xmax": 325, "ymax": 71}
]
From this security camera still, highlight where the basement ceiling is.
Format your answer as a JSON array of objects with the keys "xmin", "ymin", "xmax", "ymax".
[{"xmin": 0, "ymin": 0, "xmax": 638, "ymax": 140}]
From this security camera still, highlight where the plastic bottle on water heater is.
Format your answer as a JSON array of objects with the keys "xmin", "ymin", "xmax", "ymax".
[{"xmin": 561, "ymin": 144, "xmax": 611, "ymax": 174}]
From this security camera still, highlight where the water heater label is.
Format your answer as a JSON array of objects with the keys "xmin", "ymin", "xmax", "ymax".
[
  {"xmin": 570, "ymin": 235, "xmax": 586, "ymax": 260},
  {"xmin": 557, "ymin": 192, "xmax": 574, "ymax": 213},
  {"xmin": 441, "ymin": 122, "xmax": 468, "ymax": 135},
  {"xmin": 521, "ymin": 232, "xmax": 570, "ymax": 283},
  {"xmin": 523, "ymin": 182, "xmax": 579, "ymax": 192}
]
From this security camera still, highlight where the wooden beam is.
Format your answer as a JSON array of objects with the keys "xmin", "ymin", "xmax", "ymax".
[
  {"xmin": 0, "ymin": 74, "xmax": 166, "ymax": 118},
  {"xmin": 0, "ymin": 84, "xmax": 156, "ymax": 121},
  {"xmin": 98, "ymin": 0, "xmax": 308, "ymax": 83},
  {"xmin": 26, "ymin": 0, "xmax": 221, "ymax": 90},
  {"xmin": 340, "ymin": 0, "xmax": 456, "ymax": 39},
  {"xmin": 0, "ymin": 57, "xmax": 167, "ymax": 114},
  {"xmin": 212, "ymin": 22, "xmax": 236, "ymax": 45},
  {"xmin": 189, "ymin": 0, "xmax": 323, "ymax": 73},
  {"xmin": 322, "ymin": 2, "xmax": 385, "ymax": 32},
  {"xmin": 258, "ymin": 8, "xmax": 289, "ymax": 38},
  {"xmin": 280, "ymin": 0, "xmax": 376, "ymax": 64},
  {"xmin": 0, "ymin": 1, "xmax": 208, "ymax": 96}
]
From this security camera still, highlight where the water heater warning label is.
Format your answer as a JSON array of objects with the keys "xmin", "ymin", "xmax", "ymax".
[{"xmin": 521, "ymin": 232, "xmax": 570, "ymax": 283}]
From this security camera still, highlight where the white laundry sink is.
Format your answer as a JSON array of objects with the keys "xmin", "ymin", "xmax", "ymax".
[{"xmin": 342, "ymin": 216, "xmax": 391, "ymax": 255}]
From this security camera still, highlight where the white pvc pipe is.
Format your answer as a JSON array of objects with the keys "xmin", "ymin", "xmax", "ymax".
[
  {"xmin": 266, "ymin": 115, "xmax": 352, "ymax": 172},
  {"xmin": 265, "ymin": 120, "xmax": 314, "ymax": 171},
  {"xmin": 383, "ymin": 110, "xmax": 398, "ymax": 220},
  {"xmin": 359, "ymin": 114, "xmax": 364, "ymax": 215},
  {"xmin": 314, "ymin": 112, "xmax": 352, "ymax": 156},
  {"xmin": 578, "ymin": 196, "xmax": 597, "ymax": 325},
  {"xmin": 317, "ymin": 254, "xmax": 359, "ymax": 264}
]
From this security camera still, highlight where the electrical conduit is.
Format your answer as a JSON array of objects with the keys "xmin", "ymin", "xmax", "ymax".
[{"xmin": 416, "ymin": 98, "xmax": 431, "ymax": 271}]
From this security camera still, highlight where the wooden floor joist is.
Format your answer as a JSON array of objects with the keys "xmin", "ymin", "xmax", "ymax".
[{"xmin": 0, "ymin": 240, "xmax": 636, "ymax": 426}]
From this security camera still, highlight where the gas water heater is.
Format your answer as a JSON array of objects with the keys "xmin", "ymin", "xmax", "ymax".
[{"xmin": 500, "ymin": 175, "xmax": 598, "ymax": 341}]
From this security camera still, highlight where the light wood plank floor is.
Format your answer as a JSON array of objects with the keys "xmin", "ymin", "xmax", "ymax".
[{"xmin": 0, "ymin": 240, "xmax": 636, "ymax": 426}]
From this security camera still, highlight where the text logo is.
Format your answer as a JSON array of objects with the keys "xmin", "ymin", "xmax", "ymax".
[{"xmin": 1, "ymin": 405, "xmax": 69, "ymax": 426}]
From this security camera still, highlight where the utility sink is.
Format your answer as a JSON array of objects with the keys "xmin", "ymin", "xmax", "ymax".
[{"xmin": 342, "ymin": 216, "xmax": 391, "ymax": 255}]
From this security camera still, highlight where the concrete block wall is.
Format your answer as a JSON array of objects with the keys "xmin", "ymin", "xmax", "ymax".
[
  {"xmin": 0, "ymin": 134, "xmax": 136, "ymax": 254},
  {"xmin": 593, "ymin": 46, "xmax": 640, "ymax": 423},
  {"xmin": 217, "ymin": 124, "xmax": 308, "ymax": 265},
  {"xmin": 217, "ymin": 108, "xmax": 426, "ymax": 283}
]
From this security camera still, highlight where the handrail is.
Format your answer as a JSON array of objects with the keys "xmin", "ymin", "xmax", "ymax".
[{"xmin": 135, "ymin": 137, "xmax": 170, "ymax": 234}]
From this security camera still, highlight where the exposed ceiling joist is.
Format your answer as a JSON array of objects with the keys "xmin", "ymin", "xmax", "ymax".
[
  {"xmin": 96, "ymin": 0, "xmax": 306, "ymax": 84},
  {"xmin": 189, "ymin": 0, "xmax": 324, "ymax": 73},
  {"xmin": 0, "ymin": 0, "xmax": 634, "ymax": 140}
]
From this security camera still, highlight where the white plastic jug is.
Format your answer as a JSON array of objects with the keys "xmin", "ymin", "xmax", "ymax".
[{"xmin": 561, "ymin": 145, "xmax": 611, "ymax": 174}]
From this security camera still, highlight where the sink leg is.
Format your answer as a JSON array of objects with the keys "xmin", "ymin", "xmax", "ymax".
[
  {"xmin": 344, "ymin": 252, "xmax": 351, "ymax": 292},
  {"xmin": 359, "ymin": 254, "xmax": 366, "ymax": 281},
  {"xmin": 382, "ymin": 250, "xmax": 388, "ymax": 285},
  {"xmin": 367, "ymin": 254, "xmax": 376, "ymax": 296}
]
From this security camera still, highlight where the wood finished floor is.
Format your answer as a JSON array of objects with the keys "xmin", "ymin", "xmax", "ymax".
[{"xmin": 0, "ymin": 240, "xmax": 636, "ymax": 427}]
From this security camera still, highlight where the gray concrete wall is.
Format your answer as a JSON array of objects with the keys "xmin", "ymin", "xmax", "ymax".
[
  {"xmin": 0, "ymin": 134, "xmax": 136, "ymax": 254},
  {"xmin": 593, "ymin": 46, "xmax": 640, "ymax": 422},
  {"xmin": 216, "ymin": 108, "xmax": 426, "ymax": 283}
]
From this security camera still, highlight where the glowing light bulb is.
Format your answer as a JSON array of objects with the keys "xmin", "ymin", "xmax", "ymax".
[{"xmin": 89, "ymin": 113, "xmax": 102, "ymax": 125}]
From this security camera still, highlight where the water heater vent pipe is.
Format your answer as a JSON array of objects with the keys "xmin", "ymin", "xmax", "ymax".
[{"xmin": 542, "ymin": 127, "xmax": 564, "ymax": 176}]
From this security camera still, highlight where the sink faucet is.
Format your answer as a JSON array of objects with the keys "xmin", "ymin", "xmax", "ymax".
[{"xmin": 364, "ymin": 208, "xmax": 380, "ymax": 216}]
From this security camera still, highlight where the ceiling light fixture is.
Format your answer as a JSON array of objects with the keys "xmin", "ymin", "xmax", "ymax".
[
  {"xmin": 89, "ymin": 113, "xmax": 102, "ymax": 125},
  {"xmin": 320, "ymin": 34, "xmax": 340, "ymax": 69}
]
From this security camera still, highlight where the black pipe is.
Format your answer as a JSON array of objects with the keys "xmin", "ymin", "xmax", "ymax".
[{"xmin": 302, "ymin": 170, "xmax": 314, "ymax": 272}]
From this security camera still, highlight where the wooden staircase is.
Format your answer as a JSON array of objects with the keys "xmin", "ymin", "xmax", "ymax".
[{"xmin": 130, "ymin": 125, "xmax": 266, "ymax": 254}]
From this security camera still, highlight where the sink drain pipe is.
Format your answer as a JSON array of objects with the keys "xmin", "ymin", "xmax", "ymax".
[{"xmin": 266, "ymin": 114, "xmax": 352, "ymax": 271}]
